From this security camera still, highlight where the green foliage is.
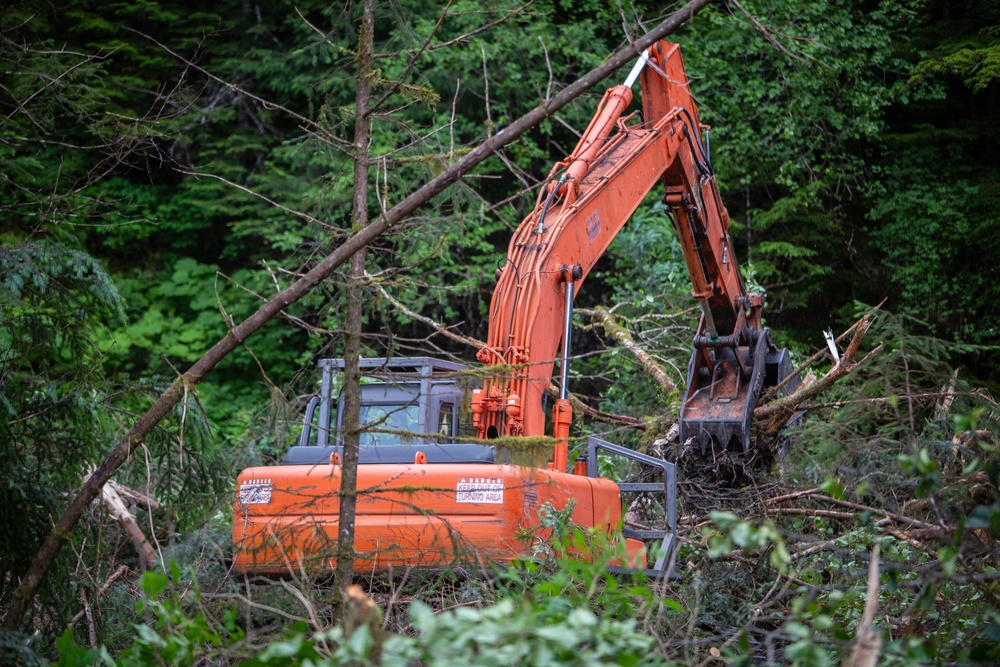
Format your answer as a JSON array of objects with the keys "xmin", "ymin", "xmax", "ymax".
[
  {"xmin": 912, "ymin": 4, "xmax": 1000, "ymax": 93},
  {"xmin": 784, "ymin": 307, "xmax": 975, "ymax": 485},
  {"xmin": 119, "ymin": 566, "xmax": 242, "ymax": 666},
  {"xmin": 601, "ymin": 200, "xmax": 692, "ymax": 307},
  {"xmin": 240, "ymin": 597, "xmax": 668, "ymax": 667},
  {"xmin": 770, "ymin": 308, "xmax": 1000, "ymax": 663},
  {"xmin": 679, "ymin": 0, "xmax": 921, "ymax": 321},
  {"xmin": 0, "ymin": 241, "xmax": 125, "ymax": 363},
  {"xmin": 897, "ymin": 447, "xmax": 941, "ymax": 498},
  {"xmin": 0, "ymin": 240, "xmax": 232, "ymax": 631},
  {"xmin": 0, "ymin": 241, "xmax": 126, "ymax": 612},
  {"xmin": 857, "ymin": 0, "xmax": 1000, "ymax": 354},
  {"xmin": 397, "ymin": 596, "xmax": 666, "ymax": 667},
  {"xmin": 55, "ymin": 550, "xmax": 677, "ymax": 667},
  {"xmin": 0, "ymin": 628, "xmax": 47, "ymax": 667},
  {"xmin": 867, "ymin": 149, "xmax": 1000, "ymax": 343},
  {"xmin": 706, "ymin": 511, "xmax": 792, "ymax": 573},
  {"xmin": 55, "ymin": 564, "xmax": 244, "ymax": 667},
  {"xmin": 98, "ymin": 256, "xmax": 310, "ymax": 440},
  {"xmin": 1, "ymin": 3, "xmax": 114, "ymax": 243}
]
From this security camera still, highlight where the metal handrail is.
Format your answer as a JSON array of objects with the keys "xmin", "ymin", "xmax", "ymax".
[
  {"xmin": 586, "ymin": 436, "xmax": 677, "ymax": 579},
  {"xmin": 297, "ymin": 396, "xmax": 321, "ymax": 447}
]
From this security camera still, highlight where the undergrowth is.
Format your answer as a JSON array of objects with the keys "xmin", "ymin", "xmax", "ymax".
[{"xmin": 8, "ymin": 312, "xmax": 998, "ymax": 666}]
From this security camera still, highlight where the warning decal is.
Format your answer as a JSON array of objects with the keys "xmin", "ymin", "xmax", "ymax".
[
  {"xmin": 239, "ymin": 478, "xmax": 273, "ymax": 505},
  {"xmin": 456, "ymin": 477, "xmax": 504, "ymax": 504}
]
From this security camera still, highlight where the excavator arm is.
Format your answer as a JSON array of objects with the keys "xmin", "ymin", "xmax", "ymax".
[{"xmin": 471, "ymin": 41, "xmax": 796, "ymax": 458}]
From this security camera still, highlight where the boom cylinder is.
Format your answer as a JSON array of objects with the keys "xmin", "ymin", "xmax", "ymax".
[
  {"xmin": 558, "ymin": 86, "xmax": 633, "ymax": 198},
  {"xmin": 559, "ymin": 279, "xmax": 575, "ymax": 400},
  {"xmin": 552, "ymin": 269, "xmax": 578, "ymax": 472}
]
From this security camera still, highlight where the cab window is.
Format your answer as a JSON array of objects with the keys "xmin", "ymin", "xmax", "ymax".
[
  {"xmin": 358, "ymin": 404, "xmax": 419, "ymax": 446},
  {"xmin": 437, "ymin": 403, "xmax": 455, "ymax": 438}
]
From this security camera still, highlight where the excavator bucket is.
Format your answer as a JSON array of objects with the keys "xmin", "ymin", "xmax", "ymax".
[{"xmin": 680, "ymin": 328, "xmax": 799, "ymax": 453}]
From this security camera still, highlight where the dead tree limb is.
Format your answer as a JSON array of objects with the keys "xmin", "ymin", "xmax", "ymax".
[
  {"xmin": 765, "ymin": 487, "xmax": 822, "ymax": 505},
  {"xmin": 100, "ymin": 482, "xmax": 158, "ymax": 570},
  {"xmin": 1, "ymin": 0, "xmax": 713, "ymax": 628},
  {"xmin": 568, "ymin": 398, "xmax": 648, "ymax": 429},
  {"xmin": 767, "ymin": 507, "xmax": 857, "ymax": 521},
  {"xmin": 754, "ymin": 310, "xmax": 883, "ymax": 438},
  {"xmin": 68, "ymin": 565, "xmax": 130, "ymax": 628},
  {"xmin": 759, "ymin": 300, "xmax": 885, "ymax": 402},
  {"xmin": 376, "ymin": 282, "xmax": 486, "ymax": 351},
  {"xmin": 844, "ymin": 544, "xmax": 883, "ymax": 667},
  {"xmin": 768, "ymin": 492, "xmax": 947, "ymax": 534},
  {"xmin": 581, "ymin": 306, "xmax": 679, "ymax": 397},
  {"xmin": 79, "ymin": 590, "xmax": 96, "ymax": 648},
  {"xmin": 108, "ymin": 480, "xmax": 159, "ymax": 512}
]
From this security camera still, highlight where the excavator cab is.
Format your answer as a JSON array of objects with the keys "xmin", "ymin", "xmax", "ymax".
[{"xmin": 282, "ymin": 357, "xmax": 493, "ymax": 466}]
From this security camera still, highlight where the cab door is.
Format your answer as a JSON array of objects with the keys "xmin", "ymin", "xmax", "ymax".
[{"xmin": 428, "ymin": 382, "xmax": 463, "ymax": 444}]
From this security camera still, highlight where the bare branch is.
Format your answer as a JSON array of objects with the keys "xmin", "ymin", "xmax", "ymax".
[
  {"xmin": 754, "ymin": 310, "xmax": 884, "ymax": 438},
  {"xmin": 129, "ymin": 29, "xmax": 352, "ymax": 150},
  {"xmin": 374, "ymin": 2, "xmax": 536, "ymax": 59},
  {"xmin": 376, "ymin": 283, "xmax": 647, "ymax": 429},
  {"xmin": 68, "ymin": 565, "xmax": 130, "ymax": 628},
  {"xmin": 728, "ymin": 0, "xmax": 817, "ymax": 61},
  {"xmin": 376, "ymin": 281, "xmax": 485, "ymax": 350},
  {"xmin": 580, "ymin": 306, "xmax": 679, "ymax": 397},
  {"xmin": 177, "ymin": 168, "xmax": 331, "ymax": 228},
  {"xmin": 367, "ymin": 0, "xmax": 456, "ymax": 114}
]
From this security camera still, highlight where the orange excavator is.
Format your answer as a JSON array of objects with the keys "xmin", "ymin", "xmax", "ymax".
[{"xmin": 232, "ymin": 41, "xmax": 796, "ymax": 578}]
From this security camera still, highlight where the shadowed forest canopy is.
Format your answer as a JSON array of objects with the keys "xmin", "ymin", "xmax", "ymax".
[{"xmin": 1, "ymin": 0, "xmax": 999, "ymax": 664}]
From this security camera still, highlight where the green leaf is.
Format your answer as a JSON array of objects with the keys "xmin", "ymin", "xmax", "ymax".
[{"xmin": 939, "ymin": 546, "xmax": 958, "ymax": 576}]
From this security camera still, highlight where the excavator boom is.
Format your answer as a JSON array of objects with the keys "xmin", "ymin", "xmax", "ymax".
[{"xmin": 473, "ymin": 41, "xmax": 796, "ymax": 454}]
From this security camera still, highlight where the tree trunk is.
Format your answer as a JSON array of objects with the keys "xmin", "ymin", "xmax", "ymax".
[
  {"xmin": 336, "ymin": 0, "xmax": 374, "ymax": 596},
  {"xmin": 0, "ymin": 0, "xmax": 711, "ymax": 628}
]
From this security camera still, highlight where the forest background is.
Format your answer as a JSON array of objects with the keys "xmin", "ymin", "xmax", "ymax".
[{"xmin": 2, "ymin": 0, "xmax": 1000, "ymax": 664}]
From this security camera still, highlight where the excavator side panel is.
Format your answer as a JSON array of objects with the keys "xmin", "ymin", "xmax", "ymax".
[{"xmin": 232, "ymin": 463, "xmax": 641, "ymax": 576}]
